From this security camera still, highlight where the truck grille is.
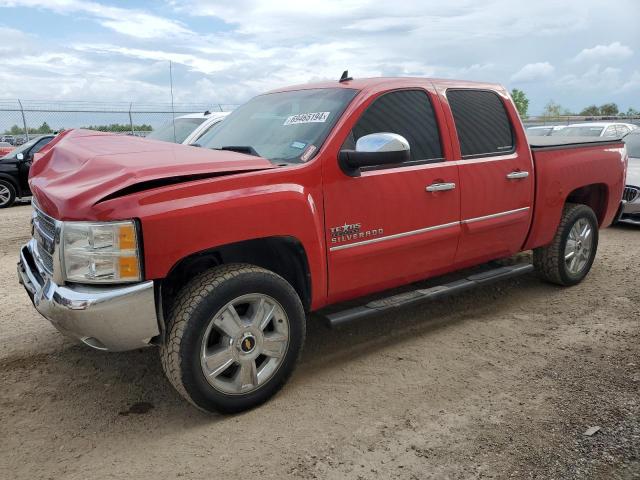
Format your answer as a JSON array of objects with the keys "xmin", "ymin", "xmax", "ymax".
[
  {"xmin": 623, "ymin": 186, "xmax": 640, "ymax": 203},
  {"xmin": 32, "ymin": 203, "xmax": 57, "ymax": 275}
]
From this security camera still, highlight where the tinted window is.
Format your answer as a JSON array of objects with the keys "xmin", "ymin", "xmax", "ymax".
[
  {"xmin": 447, "ymin": 89, "xmax": 514, "ymax": 158},
  {"xmin": 349, "ymin": 90, "xmax": 442, "ymax": 163},
  {"xmin": 31, "ymin": 137, "xmax": 52, "ymax": 154}
]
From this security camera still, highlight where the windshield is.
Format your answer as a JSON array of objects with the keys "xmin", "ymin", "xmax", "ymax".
[
  {"xmin": 199, "ymin": 88, "xmax": 358, "ymax": 163},
  {"xmin": 1, "ymin": 136, "xmax": 41, "ymax": 159},
  {"xmin": 147, "ymin": 117, "xmax": 205, "ymax": 143},
  {"xmin": 624, "ymin": 131, "xmax": 640, "ymax": 158},
  {"xmin": 553, "ymin": 126, "xmax": 604, "ymax": 137},
  {"xmin": 527, "ymin": 127, "xmax": 552, "ymax": 137}
]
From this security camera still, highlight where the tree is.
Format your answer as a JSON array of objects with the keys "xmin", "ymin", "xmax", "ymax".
[
  {"xmin": 9, "ymin": 124, "xmax": 23, "ymax": 135},
  {"xmin": 542, "ymin": 100, "xmax": 564, "ymax": 118},
  {"xmin": 36, "ymin": 122, "xmax": 52, "ymax": 134},
  {"xmin": 4, "ymin": 122, "xmax": 54, "ymax": 135},
  {"xmin": 599, "ymin": 103, "xmax": 618, "ymax": 116},
  {"xmin": 626, "ymin": 107, "xmax": 639, "ymax": 117},
  {"xmin": 82, "ymin": 123, "xmax": 152, "ymax": 132},
  {"xmin": 510, "ymin": 89, "xmax": 529, "ymax": 118},
  {"xmin": 580, "ymin": 105, "xmax": 600, "ymax": 116}
]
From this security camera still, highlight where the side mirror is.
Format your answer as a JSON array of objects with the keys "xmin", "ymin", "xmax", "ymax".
[
  {"xmin": 339, "ymin": 133, "xmax": 410, "ymax": 176},
  {"xmin": 16, "ymin": 153, "xmax": 24, "ymax": 161}
]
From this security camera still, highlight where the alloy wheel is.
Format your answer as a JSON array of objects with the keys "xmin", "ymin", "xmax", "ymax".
[
  {"xmin": 200, "ymin": 293, "xmax": 290, "ymax": 395},
  {"xmin": 564, "ymin": 218, "xmax": 593, "ymax": 275}
]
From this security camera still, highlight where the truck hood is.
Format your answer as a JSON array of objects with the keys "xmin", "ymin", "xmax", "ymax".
[{"xmin": 29, "ymin": 129, "xmax": 275, "ymax": 220}]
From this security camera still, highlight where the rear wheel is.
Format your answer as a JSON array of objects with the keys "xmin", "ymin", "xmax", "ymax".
[
  {"xmin": 161, "ymin": 264, "xmax": 306, "ymax": 413},
  {"xmin": 533, "ymin": 203, "xmax": 599, "ymax": 286},
  {"xmin": 0, "ymin": 180, "xmax": 16, "ymax": 208}
]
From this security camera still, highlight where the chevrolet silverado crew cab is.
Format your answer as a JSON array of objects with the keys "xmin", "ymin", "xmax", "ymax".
[{"xmin": 18, "ymin": 77, "xmax": 627, "ymax": 413}]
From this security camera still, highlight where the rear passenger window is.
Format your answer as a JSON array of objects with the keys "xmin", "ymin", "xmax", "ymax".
[
  {"xmin": 348, "ymin": 89, "xmax": 442, "ymax": 164},
  {"xmin": 447, "ymin": 89, "xmax": 514, "ymax": 158}
]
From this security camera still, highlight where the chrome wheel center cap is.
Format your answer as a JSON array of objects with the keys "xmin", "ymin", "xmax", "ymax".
[{"xmin": 238, "ymin": 333, "xmax": 257, "ymax": 354}]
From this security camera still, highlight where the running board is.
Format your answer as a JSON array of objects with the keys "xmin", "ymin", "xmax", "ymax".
[{"xmin": 322, "ymin": 263, "xmax": 534, "ymax": 328}]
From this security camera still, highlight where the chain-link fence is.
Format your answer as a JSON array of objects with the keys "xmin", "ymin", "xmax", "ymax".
[
  {"xmin": 1, "ymin": 99, "xmax": 639, "ymax": 146},
  {"xmin": 0, "ymin": 100, "xmax": 240, "ymax": 144}
]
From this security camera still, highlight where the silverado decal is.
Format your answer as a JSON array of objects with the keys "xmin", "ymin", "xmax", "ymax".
[{"xmin": 330, "ymin": 223, "xmax": 384, "ymax": 244}]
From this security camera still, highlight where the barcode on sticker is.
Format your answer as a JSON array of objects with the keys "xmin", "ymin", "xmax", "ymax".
[{"xmin": 283, "ymin": 112, "xmax": 330, "ymax": 125}]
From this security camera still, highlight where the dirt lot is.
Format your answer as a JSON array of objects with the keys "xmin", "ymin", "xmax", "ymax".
[{"xmin": 0, "ymin": 203, "xmax": 638, "ymax": 479}]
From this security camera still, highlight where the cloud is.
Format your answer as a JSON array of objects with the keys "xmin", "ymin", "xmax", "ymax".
[
  {"xmin": 510, "ymin": 62, "xmax": 555, "ymax": 83},
  {"xmin": 556, "ymin": 64, "xmax": 624, "ymax": 91},
  {"xmin": 74, "ymin": 44, "xmax": 233, "ymax": 75},
  {"xmin": 573, "ymin": 42, "xmax": 633, "ymax": 63},
  {"xmin": 0, "ymin": 26, "xmax": 36, "ymax": 55},
  {"xmin": 0, "ymin": 0, "xmax": 639, "ymax": 115},
  {"xmin": 0, "ymin": 0, "xmax": 192, "ymax": 39}
]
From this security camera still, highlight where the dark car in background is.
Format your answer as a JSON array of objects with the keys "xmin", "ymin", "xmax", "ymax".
[{"xmin": 0, "ymin": 134, "xmax": 55, "ymax": 208}]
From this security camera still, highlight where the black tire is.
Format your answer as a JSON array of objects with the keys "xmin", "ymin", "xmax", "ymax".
[
  {"xmin": 160, "ymin": 264, "xmax": 306, "ymax": 414},
  {"xmin": 533, "ymin": 203, "xmax": 599, "ymax": 286},
  {"xmin": 0, "ymin": 180, "xmax": 16, "ymax": 208}
]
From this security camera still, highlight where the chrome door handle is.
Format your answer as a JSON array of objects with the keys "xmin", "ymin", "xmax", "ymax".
[
  {"xmin": 426, "ymin": 182, "xmax": 456, "ymax": 192},
  {"xmin": 506, "ymin": 171, "xmax": 529, "ymax": 180}
]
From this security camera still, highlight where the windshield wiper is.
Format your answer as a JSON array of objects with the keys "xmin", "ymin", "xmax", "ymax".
[{"xmin": 213, "ymin": 145, "xmax": 260, "ymax": 157}]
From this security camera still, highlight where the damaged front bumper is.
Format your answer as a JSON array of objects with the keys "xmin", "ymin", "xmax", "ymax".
[{"xmin": 17, "ymin": 239, "xmax": 160, "ymax": 351}]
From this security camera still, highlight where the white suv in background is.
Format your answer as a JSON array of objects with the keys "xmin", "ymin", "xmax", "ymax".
[
  {"xmin": 552, "ymin": 122, "xmax": 637, "ymax": 138},
  {"xmin": 147, "ymin": 111, "xmax": 230, "ymax": 145}
]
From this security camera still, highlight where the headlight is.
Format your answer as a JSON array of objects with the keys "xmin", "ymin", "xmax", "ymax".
[{"xmin": 62, "ymin": 220, "xmax": 142, "ymax": 283}]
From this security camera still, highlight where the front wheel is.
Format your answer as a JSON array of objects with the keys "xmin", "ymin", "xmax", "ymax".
[
  {"xmin": 533, "ymin": 203, "xmax": 599, "ymax": 286},
  {"xmin": 160, "ymin": 264, "xmax": 306, "ymax": 413}
]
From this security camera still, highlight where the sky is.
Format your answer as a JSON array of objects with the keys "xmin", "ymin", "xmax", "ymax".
[{"xmin": 0, "ymin": 0, "xmax": 638, "ymax": 115}]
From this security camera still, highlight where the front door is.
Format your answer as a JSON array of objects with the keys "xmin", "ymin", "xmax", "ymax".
[{"xmin": 323, "ymin": 88, "xmax": 461, "ymax": 304}]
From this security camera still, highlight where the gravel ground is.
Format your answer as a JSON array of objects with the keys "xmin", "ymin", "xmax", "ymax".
[{"xmin": 0, "ymin": 204, "xmax": 638, "ymax": 479}]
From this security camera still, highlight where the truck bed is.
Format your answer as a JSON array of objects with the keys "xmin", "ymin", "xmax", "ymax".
[
  {"xmin": 523, "ymin": 137, "xmax": 626, "ymax": 251},
  {"xmin": 528, "ymin": 136, "xmax": 623, "ymax": 149}
]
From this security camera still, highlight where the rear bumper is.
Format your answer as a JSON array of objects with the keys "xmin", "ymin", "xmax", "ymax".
[{"xmin": 17, "ymin": 241, "xmax": 160, "ymax": 351}]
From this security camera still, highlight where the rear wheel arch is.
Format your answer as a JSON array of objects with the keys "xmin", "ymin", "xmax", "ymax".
[
  {"xmin": 565, "ymin": 183, "xmax": 608, "ymax": 226},
  {"xmin": 160, "ymin": 236, "xmax": 312, "ymax": 319}
]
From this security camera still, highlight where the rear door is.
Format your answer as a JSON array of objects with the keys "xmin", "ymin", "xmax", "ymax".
[
  {"xmin": 443, "ymin": 89, "xmax": 534, "ymax": 266},
  {"xmin": 323, "ymin": 88, "xmax": 461, "ymax": 304}
]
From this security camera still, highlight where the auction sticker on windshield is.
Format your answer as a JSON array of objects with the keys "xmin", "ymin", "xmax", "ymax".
[{"xmin": 283, "ymin": 112, "xmax": 330, "ymax": 125}]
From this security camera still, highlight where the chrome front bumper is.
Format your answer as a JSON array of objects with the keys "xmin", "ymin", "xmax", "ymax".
[{"xmin": 17, "ymin": 240, "xmax": 160, "ymax": 351}]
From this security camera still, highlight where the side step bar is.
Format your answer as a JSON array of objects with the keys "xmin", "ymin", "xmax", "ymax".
[{"xmin": 322, "ymin": 263, "xmax": 534, "ymax": 328}]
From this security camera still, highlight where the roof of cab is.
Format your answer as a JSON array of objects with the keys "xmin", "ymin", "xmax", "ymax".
[{"xmin": 265, "ymin": 76, "xmax": 506, "ymax": 95}]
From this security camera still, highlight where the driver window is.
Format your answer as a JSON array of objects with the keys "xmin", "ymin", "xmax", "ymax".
[{"xmin": 344, "ymin": 90, "xmax": 443, "ymax": 164}]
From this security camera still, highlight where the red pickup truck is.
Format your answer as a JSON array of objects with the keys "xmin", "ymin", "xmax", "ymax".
[{"xmin": 18, "ymin": 77, "xmax": 627, "ymax": 413}]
